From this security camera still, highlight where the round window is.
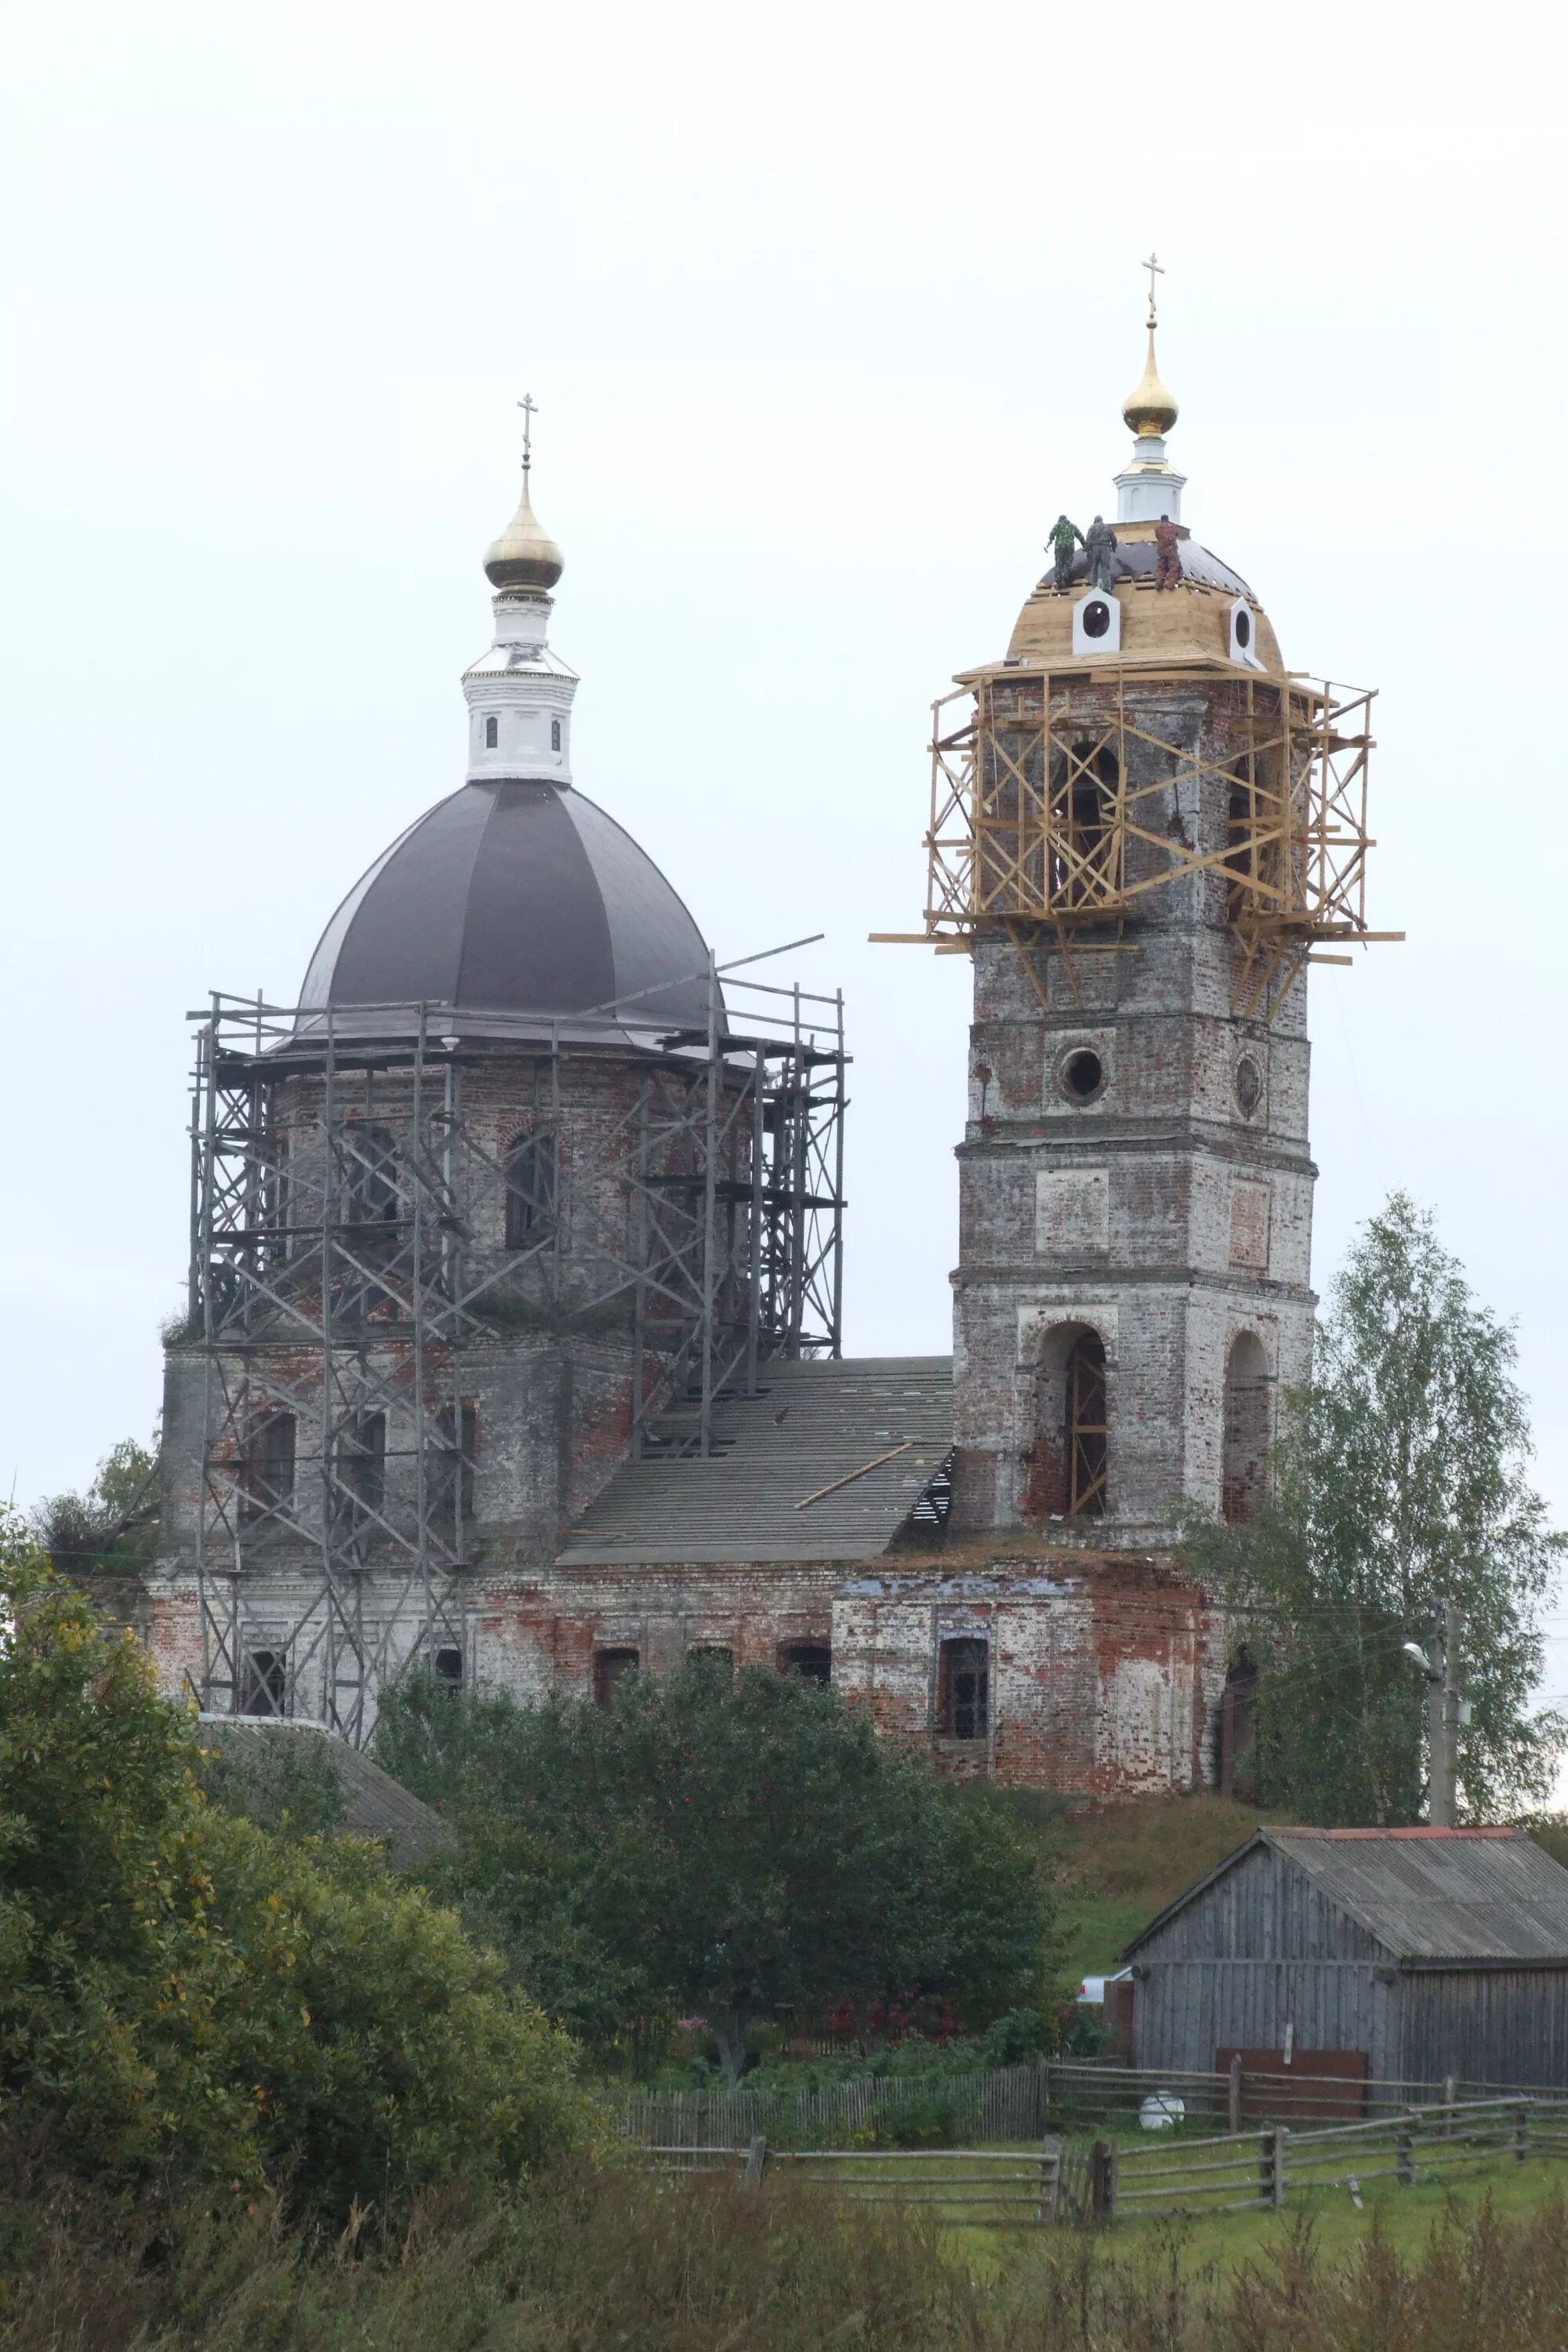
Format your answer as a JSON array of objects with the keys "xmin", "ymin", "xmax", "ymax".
[
  {"xmin": 1061, "ymin": 1047, "xmax": 1104, "ymax": 1102},
  {"xmin": 1235, "ymin": 608, "xmax": 1253, "ymax": 648},
  {"xmin": 1234, "ymin": 1057, "xmax": 1262, "ymax": 1118},
  {"xmin": 1082, "ymin": 598, "xmax": 1111, "ymax": 640}
]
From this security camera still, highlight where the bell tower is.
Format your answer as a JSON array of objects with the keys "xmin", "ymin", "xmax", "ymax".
[{"xmin": 891, "ymin": 282, "xmax": 1392, "ymax": 1548}]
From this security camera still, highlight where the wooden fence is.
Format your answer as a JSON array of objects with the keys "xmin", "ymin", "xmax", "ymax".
[
  {"xmin": 615, "ymin": 2060, "xmax": 1049, "ymax": 2150},
  {"xmin": 646, "ymin": 2096, "xmax": 1568, "ymax": 2228},
  {"xmin": 613, "ymin": 2059, "xmax": 1566, "ymax": 2149},
  {"xmin": 651, "ymin": 2140, "xmax": 1065, "ymax": 2228}
]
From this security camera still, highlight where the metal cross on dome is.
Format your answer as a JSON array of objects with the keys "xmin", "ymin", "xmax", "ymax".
[
  {"xmin": 517, "ymin": 391, "xmax": 538, "ymax": 472},
  {"xmin": 1142, "ymin": 252, "xmax": 1164, "ymax": 326}
]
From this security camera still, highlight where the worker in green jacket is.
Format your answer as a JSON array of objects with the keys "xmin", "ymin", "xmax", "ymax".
[{"xmin": 1047, "ymin": 514, "xmax": 1083, "ymax": 591}]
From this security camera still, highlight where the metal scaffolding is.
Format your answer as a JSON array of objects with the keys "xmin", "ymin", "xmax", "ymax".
[
  {"xmin": 181, "ymin": 961, "xmax": 847, "ymax": 1742},
  {"xmin": 903, "ymin": 665, "xmax": 1398, "ymax": 1017}
]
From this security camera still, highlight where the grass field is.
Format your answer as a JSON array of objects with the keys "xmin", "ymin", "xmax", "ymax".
[{"xmin": 1028, "ymin": 1791, "xmax": 1278, "ymax": 1993}]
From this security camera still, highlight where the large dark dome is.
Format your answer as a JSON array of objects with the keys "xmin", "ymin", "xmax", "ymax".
[{"xmin": 298, "ymin": 780, "xmax": 715, "ymax": 1040}]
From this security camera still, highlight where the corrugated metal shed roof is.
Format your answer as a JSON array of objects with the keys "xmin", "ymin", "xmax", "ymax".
[
  {"xmin": 1126, "ymin": 1828, "xmax": 1568, "ymax": 1966},
  {"xmin": 556, "ymin": 1356, "xmax": 953, "ymax": 1565}
]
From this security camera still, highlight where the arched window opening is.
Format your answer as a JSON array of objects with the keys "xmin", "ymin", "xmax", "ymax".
[
  {"xmin": 938, "ymin": 1635, "xmax": 989, "ymax": 1740},
  {"xmin": 550, "ymin": 717, "xmax": 561, "ymax": 752},
  {"xmin": 505, "ymin": 1131, "xmax": 557, "ymax": 1249},
  {"xmin": 1222, "ymin": 1332, "xmax": 1271, "ymax": 1524},
  {"xmin": 1065, "ymin": 1331, "xmax": 1109, "ymax": 1517},
  {"xmin": 688, "ymin": 1645, "xmax": 733, "ymax": 1671},
  {"xmin": 779, "ymin": 1640, "xmax": 832, "ymax": 1685},
  {"xmin": 485, "ymin": 714, "xmax": 499, "ymax": 750},
  {"xmin": 1218, "ymin": 1648, "xmax": 1259, "ymax": 1797},
  {"xmin": 433, "ymin": 1644, "xmax": 464, "ymax": 1690},
  {"xmin": 593, "ymin": 1646, "xmax": 640, "ymax": 1708}
]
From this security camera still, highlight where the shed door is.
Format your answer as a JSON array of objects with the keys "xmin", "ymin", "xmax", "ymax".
[{"xmin": 1215, "ymin": 2048, "xmax": 1369, "ymax": 2122}]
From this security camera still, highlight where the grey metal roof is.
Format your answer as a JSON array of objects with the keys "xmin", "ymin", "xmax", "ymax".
[
  {"xmin": 297, "ymin": 779, "xmax": 714, "ymax": 1041},
  {"xmin": 201, "ymin": 1718, "xmax": 448, "ymax": 1869},
  {"xmin": 556, "ymin": 1356, "xmax": 953, "ymax": 1565},
  {"xmin": 1042, "ymin": 539, "xmax": 1254, "ymax": 598},
  {"xmin": 1126, "ymin": 1828, "xmax": 1568, "ymax": 1967}
]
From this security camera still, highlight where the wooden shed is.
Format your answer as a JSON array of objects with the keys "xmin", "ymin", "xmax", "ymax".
[{"xmin": 1123, "ymin": 1827, "xmax": 1568, "ymax": 2091}]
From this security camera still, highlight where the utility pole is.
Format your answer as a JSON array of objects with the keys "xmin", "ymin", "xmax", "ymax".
[{"xmin": 1425, "ymin": 1600, "xmax": 1462, "ymax": 1828}]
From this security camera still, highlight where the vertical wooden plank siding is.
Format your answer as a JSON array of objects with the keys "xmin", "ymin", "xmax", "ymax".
[{"xmin": 1129, "ymin": 1846, "xmax": 1568, "ymax": 2087}]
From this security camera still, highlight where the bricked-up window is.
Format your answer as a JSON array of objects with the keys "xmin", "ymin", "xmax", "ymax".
[
  {"xmin": 505, "ymin": 1131, "xmax": 557, "ymax": 1249},
  {"xmin": 239, "ymin": 1646, "xmax": 287, "ymax": 1717},
  {"xmin": 1222, "ymin": 1333, "xmax": 1270, "ymax": 1523},
  {"xmin": 593, "ymin": 1647, "xmax": 640, "ymax": 1709},
  {"xmin": 779, "ymin": 1641, "xmax": 832, "ymax": 1685},
  {"xmin": 1065, "ymin": 1331, "xmax": 1109, "ymax": 1516},
  {"xmin": 434, "ymin": 1403, "xmax": 477, "ymax": 1523},
  {"xmin": 335, "ymin": 1412, "xmax": 387, "ymax": 1532},
  {"xmin": 240, "ymin": 1413, "xmax": 296, "ymax": 1524},
  {"xmin": 938, "ymin": 1636, "xmax": 989, "ymax": 1740}
]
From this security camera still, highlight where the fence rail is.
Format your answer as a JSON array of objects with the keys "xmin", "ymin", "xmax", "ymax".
[
  {"xmin": 645, "ymin": 2096, "xmax": 1568, "ymax": 2229},
  {"xmin": 613, "ymin": 2060, "xmax": 1568, "ymax": 2149}
]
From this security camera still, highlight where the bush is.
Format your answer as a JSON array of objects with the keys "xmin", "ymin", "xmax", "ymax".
[
  {"xmin": 9, "ymin": 2169, "xmax": 1568, "ymax": 2350},
  {"xmin": 0, "ymin": 1529, "xmax": 592, "ymax": 2220}
]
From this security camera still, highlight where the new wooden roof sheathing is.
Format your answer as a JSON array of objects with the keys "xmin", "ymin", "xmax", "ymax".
[{"xmin": 555, "ymin": 1356, "xmax": 953, "ymax": 1566}]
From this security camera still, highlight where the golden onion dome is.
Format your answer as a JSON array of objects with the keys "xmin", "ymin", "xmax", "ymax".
[
  {"xmin": 484, "ymin": 471, "xmax": 564, "ymax": 593},
  {"xmin": 1122, "ymin": 324, "xmax": 1179, "ymax": 440}
]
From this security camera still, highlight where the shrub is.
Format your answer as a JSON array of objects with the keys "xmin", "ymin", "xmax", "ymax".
[{"xmin": 0, "ymin": 1529, "xmax": 592, "ymax": 2220}]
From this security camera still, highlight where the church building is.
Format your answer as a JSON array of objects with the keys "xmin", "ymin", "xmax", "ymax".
[{"xmin": 150, "ymin": 303, "xmax": 1382, "ymax": 1798}]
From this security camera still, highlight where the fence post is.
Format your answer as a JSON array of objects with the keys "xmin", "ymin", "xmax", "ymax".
[
  {"xmin": 1515, "ymin": 2101, "xmax": 1530, "ymax": 2165},
  {"xmin": 1229, "ymin": 2053, "xmax": 1243, "ymax": 2136},
  {"xmin": 1091, "ymin": 2139, "xmax": 1117, "ymax": 2224},
  {"xmin": 1443, "ymin": 2074, "xmax": 1457, "ymax": 2136},
  {"xmin": 1260, "ymin": 2125, "xmax": 1289, "ymax": 2209},
  {"xmin": 1040, "ymin": 2135, "xmax": 1062, "ymax": 2223},
  {"xmin": 1396, "ymin": 2112, "xmax": 1414, "ymax": 2187},
  {"xmin": 743, "ymin": 2136, "xmax": 768, "ymax": 2188}
]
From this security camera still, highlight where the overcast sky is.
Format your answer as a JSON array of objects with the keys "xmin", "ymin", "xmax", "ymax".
[{"xmin": 5, "ymin": 2, "xmax": 1567, "ymax": 1711}]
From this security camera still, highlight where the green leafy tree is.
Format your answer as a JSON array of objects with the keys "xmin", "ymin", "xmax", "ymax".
[
  {"xmin": 377, "ymin": 1657, "xmax": 1053, "ymax": 2078},
  {"xmin": 0, "ymin": 1521, "xmax": 590, "ymax": 2216},
  {"xmin": 31, "ymin": 1433, "xmax": 161, "ymax": 1573},
  {"xmin": 1181, "ymin": 1194, "xmax": 1566, "ymax": 1823}
]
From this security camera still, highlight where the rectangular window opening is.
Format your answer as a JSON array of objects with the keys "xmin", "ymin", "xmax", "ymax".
[
  {"xmin": 240, "ymin": 1413, "xmax": 296, "ymax": 1525},
  {"xmin": 335, "ymin": 1411, "xmax": 387, "ymax": 1533},
  {"xmin": 779, "ymin": 1641, "xmax": 832, "ymax": 1686},
  {"xmin": 238, "ymin": 1646, "xmax": 288, "ymax": 1718},
  {"xmin": 938, "ymin": 1636, "xmax": 989, "ymax": 1742}
]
